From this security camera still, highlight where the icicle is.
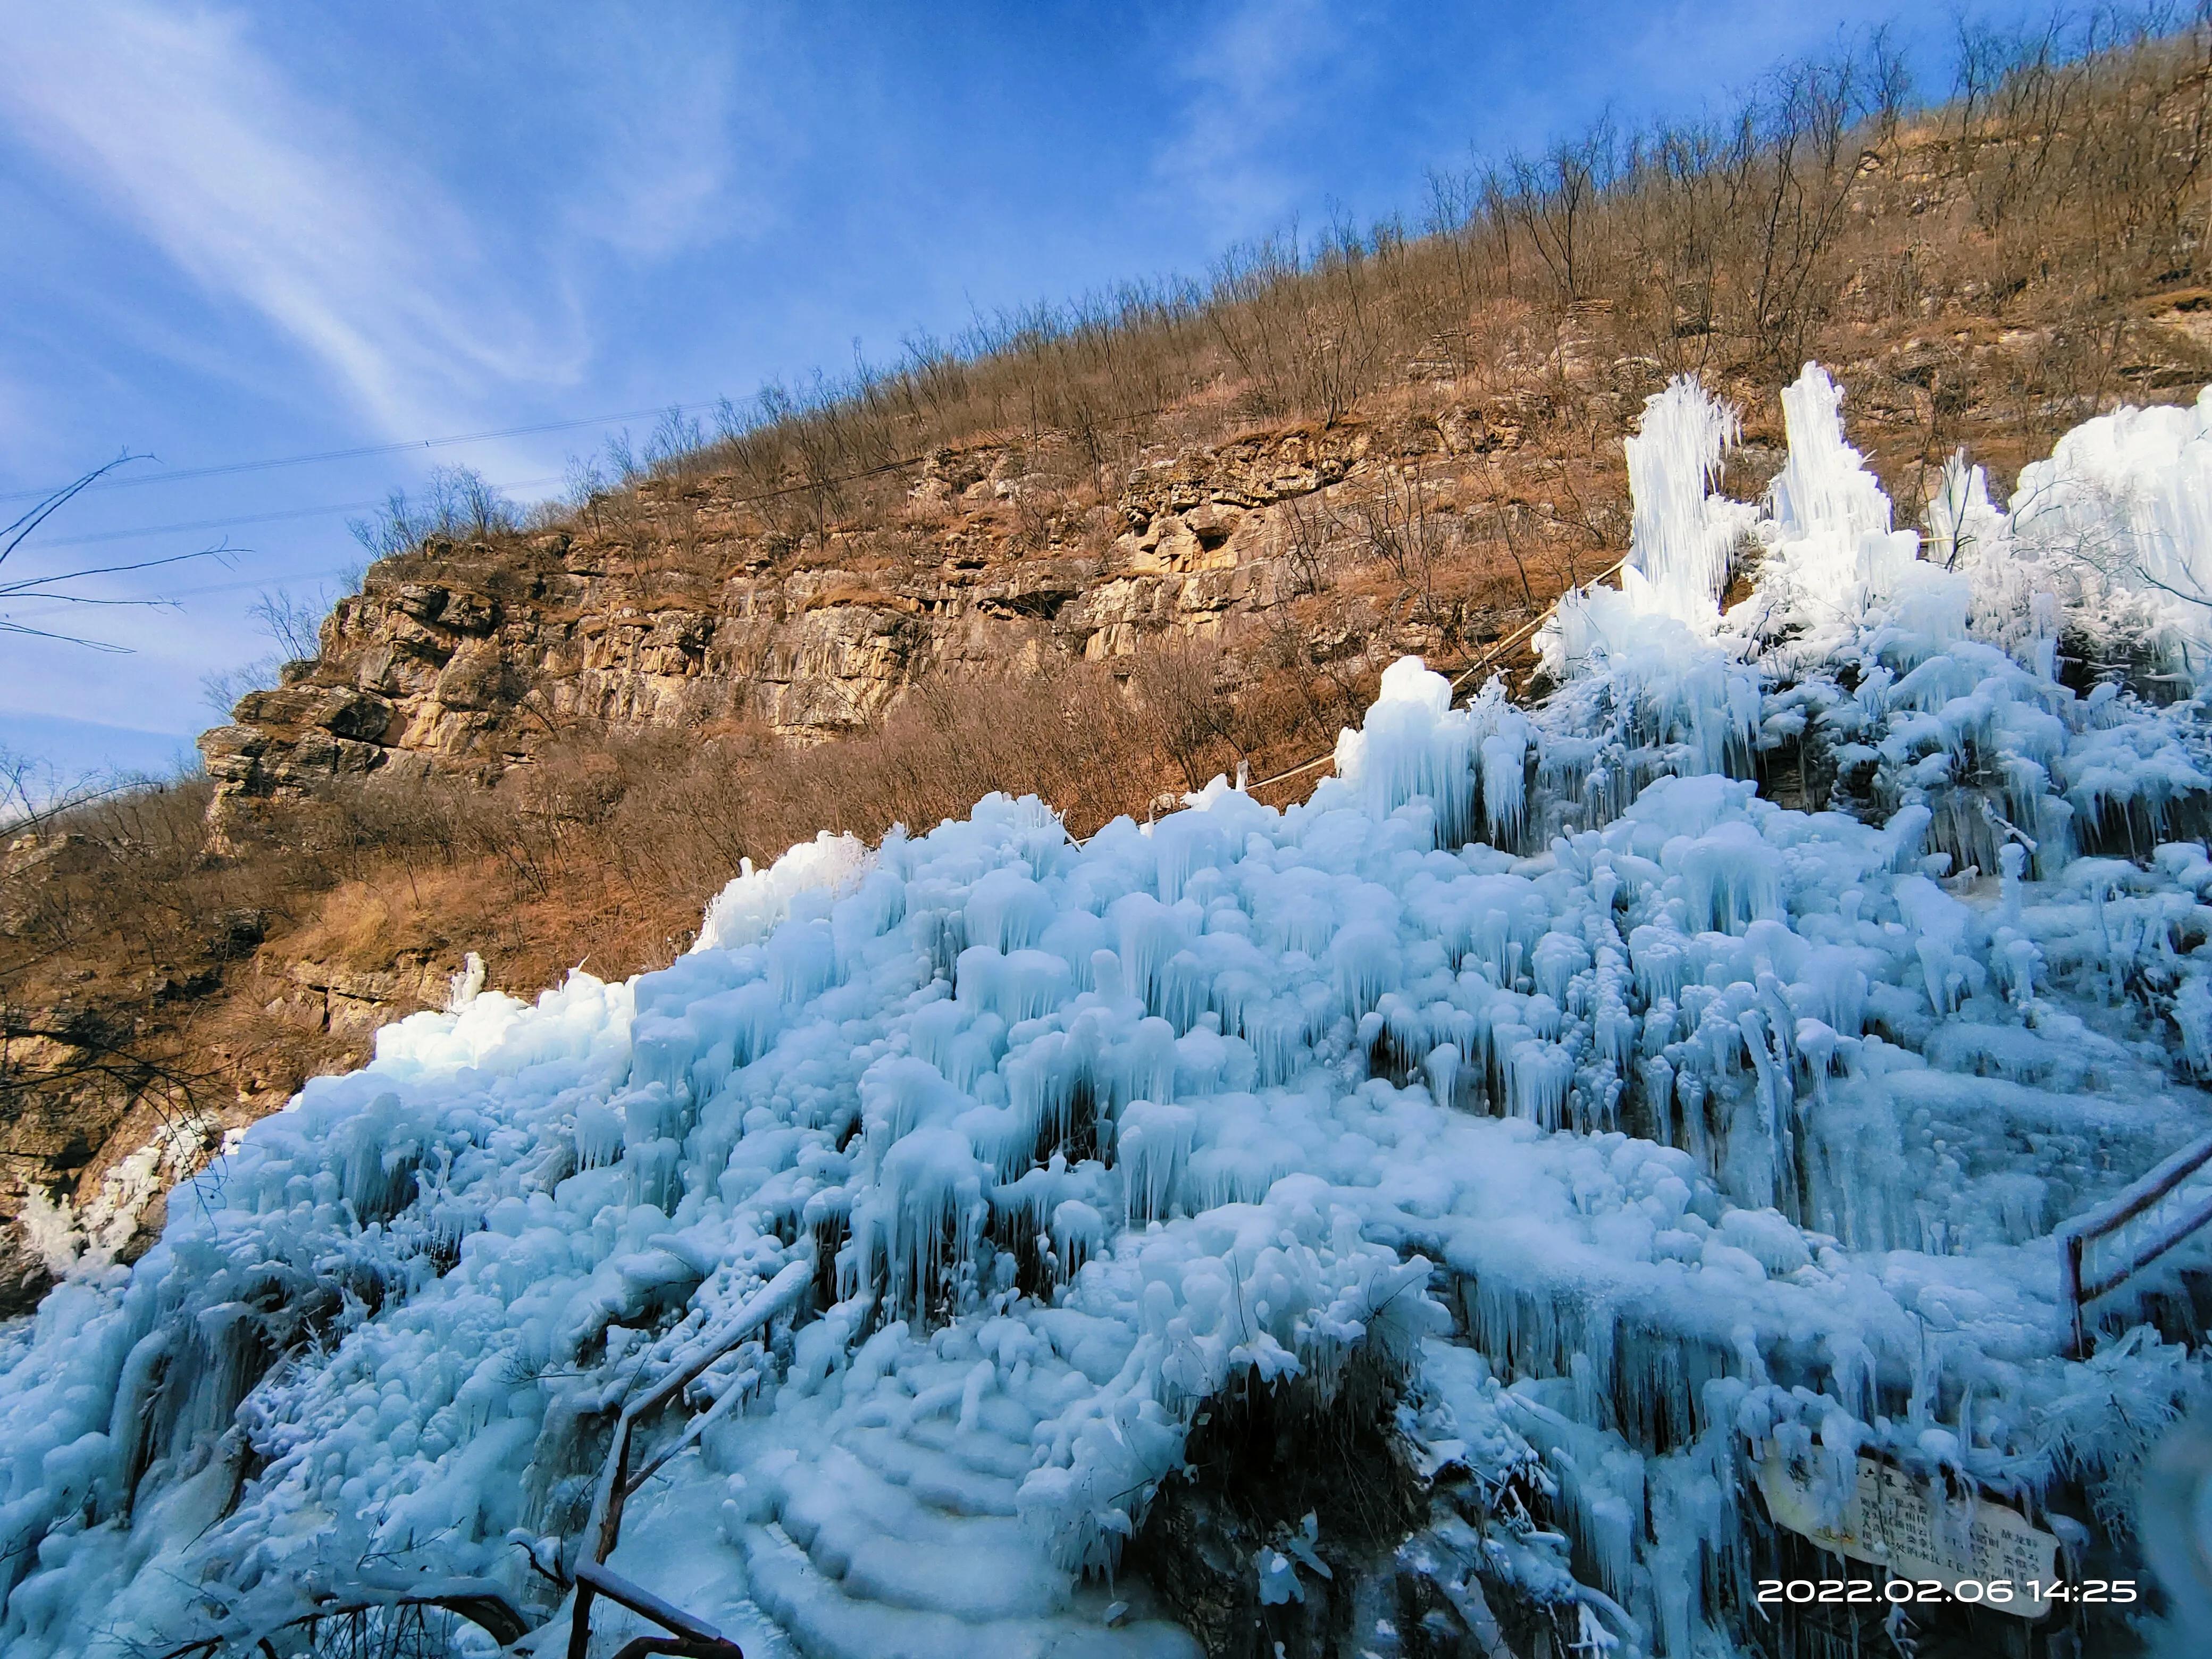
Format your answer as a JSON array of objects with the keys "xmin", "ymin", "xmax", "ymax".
[
  {"xmin": 1481, "ymin": 731, "xmax": 1527, "ymax": 847},
  {"xmin": 1621, "ymin": 375, "xmax": 1747, "ymax": 626}
]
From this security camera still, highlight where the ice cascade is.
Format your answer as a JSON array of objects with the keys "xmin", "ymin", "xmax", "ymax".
[{"xmin": 2, "ymin": 370, "xmax": 2211, "ymax": 1657}]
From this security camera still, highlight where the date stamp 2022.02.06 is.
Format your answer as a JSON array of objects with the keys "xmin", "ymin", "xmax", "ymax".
[
  {"xmin": 1752, "ymin": 1442, "xmax": 2104, "ymax": 1622},
  {"xmin": 1755, "ymin": 1578, "xmax": 2136, "ymax": 1613}
]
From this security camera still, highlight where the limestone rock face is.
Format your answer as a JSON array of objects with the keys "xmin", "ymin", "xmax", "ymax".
[
  {"xmin": 194, "ymin": 424, "xmax": 1440, "ymax": 805},
  {"xmin": 272, "ymin": 955, "xmax": 456, "ymax": 1035}
]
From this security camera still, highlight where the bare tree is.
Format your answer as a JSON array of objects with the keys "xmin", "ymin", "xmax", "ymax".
[
  {"xmin": 200, "ymin": 586, "xmax": 336, "ymax": 717},
  {"xmin": 1273, "ymin": 492, "xmax": 1336, "ymax": 597},
  {"xmin": 347, "ymin": 464, "xmax": 520, "ymax": 559},
  {"xmin": 1506, "ymin": 128, "xmax": 1617, "ymax": 305},
  {"xmin": 1343, "ymin": 468, "xmax": 1461, "ymax": 627},
  {"xmin": 0, "ymin": 458, "xmax": 216, "ymax": 650}
]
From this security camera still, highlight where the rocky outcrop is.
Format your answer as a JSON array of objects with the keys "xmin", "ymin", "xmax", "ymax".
[
  {"xmin": 267, "ymin": 953, "xmax": 455, "ymax": 1036},
  {"xmin": 198, "ymin": 683, "xmax": 403, "ymax": 798},
  {"xmin": 195, "ymin": 418, "xmax": 1527, "ymax": 809},
  {"xmin": 201, "ymin": 283, "xmax": 2212, "ymax": 815}
]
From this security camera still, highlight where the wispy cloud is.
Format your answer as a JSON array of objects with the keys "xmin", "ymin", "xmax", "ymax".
[
  {"xmin": 0, "ymin": 1, "xmax": 588, "ymax": 436},
  {"xmin": 1150, "ymin": 0, "xmax": 1353, "ymax": 245},
  {"xmin": 549, "ymin": 15, "xmax": 749, "ymax": 262}
]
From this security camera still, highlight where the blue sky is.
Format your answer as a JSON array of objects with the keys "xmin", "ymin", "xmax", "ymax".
[{"xmin": 0, "ymin": 0, "xmax": 2040, "ymax": 786}]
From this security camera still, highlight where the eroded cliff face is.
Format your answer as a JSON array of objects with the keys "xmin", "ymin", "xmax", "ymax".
[
  {"xmin": 202, "ymin": 280, "xmax": 2212, "ymax": 814},
  {"xmin": 195, "ymin": 415, "xmax": 1543, "ymax": 808}
]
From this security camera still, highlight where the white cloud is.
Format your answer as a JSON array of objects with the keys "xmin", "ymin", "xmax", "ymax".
[
  {"xmin": 550, "ymin": 18, "xmax": 749, "ymax": 261},
  {"xmin": 1149, "ymin": 0, "xmax": 1350, "ymax": 243},
  {"xmin": 0, "ymin": 1, "xmax": 588, "ymax": 436}
]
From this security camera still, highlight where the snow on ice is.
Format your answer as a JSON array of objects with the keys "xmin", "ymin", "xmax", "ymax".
[{"xmin": 4, "ymin": 364, "xmax": 2211, "ymax": 1656}]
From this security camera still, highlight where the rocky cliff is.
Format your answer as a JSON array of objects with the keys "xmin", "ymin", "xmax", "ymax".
[
  {"xmin": 196, "ymin": 408, "xmax": 1572, "ymax": 808},
  {"xmin": 201, "ymin": 303, "xmax": 2212, "ymax": 817}
]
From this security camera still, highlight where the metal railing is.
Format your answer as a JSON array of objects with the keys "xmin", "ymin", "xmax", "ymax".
[
  {"xmin": 2058, "ymin": 1130, "xmax": 2212, "ymax": 1356},
  {"xmin": 1237, "ymin": 556, "xmax": 1631, "ymax": 803},
  {"xmin": 573, "ymin": 1559, "xmax": 744, "ymax": 1658}
]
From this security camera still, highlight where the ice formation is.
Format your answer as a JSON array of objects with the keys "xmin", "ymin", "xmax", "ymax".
[
  {"xmin": 2002, "ymin": 388, "xmax": 2212, "ymax": 681},
  {"xmin": 1619, "ymin": 374, "xmax": 1755, "ymax": 627},
  {"xmin": 3, "ymin": 365, "xmax": 2211, "ymax": 1656}
]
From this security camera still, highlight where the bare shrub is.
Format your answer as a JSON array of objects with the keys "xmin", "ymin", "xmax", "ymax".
[
  {"xmin": 348, "ymin": 466, "xmax": 521, "ymax": 560},
  {"xmin": 1128, "ymin": 639, "xmax": 1246, "ymax": 792},
  {"xmin": 1340, "ymin": 470, "xmax": 1462, "ymax": 625},
  {"xmin": 200, "ymin": 588, "xmax": 336, "ymax": 717},
  {"xmin": 1273, "ymin": 493, "xmax": 1337, "ymax": 598}
]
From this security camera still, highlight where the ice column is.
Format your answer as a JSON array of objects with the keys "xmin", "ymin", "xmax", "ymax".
[
  {"xmin": 1767, "ymin": 363, "xmax": 1921, "ymax": 618},
  {"xmin": 1621, "ymin": 375, "xmax": 1748, "ymax": 626},
  {"xmin": 1925, "ymin": 449, "xmax": 2003, "ymax": 573}
]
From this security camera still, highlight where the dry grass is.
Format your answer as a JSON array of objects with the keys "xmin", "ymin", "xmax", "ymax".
[
  {"xmin": 551, "ymin": 14, "xmax": 2212, "ymax": 552},
  {"xmin": 301, "ymin": 660, "xmax": 1217, "ymax": 980}
]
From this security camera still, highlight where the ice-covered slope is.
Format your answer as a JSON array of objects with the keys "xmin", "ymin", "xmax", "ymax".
[{"xmin": 4, "ymin": 367, "xmax": 2210, "ymax": 1658}]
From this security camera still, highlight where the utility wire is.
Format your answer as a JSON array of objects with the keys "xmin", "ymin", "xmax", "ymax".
[
  {"xmin": 24, "ymin": 475, "xmax": 570, "ymax": 552},
  {"xmin": 164, "ymin": 565, "xmax": 357, "ymax": 603},
  {"xmin": 0, "ymin": 401, "xmax": 726, "ymax": 506},
  {"xmin": 25, "ymin": 440, "xmax": 938, "ymax": 557},
  {"xmin": 3, "ymin": 389, "xmax": 1187, "ymax": 513}
]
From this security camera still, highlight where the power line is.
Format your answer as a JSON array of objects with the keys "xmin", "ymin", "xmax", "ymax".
[
  {"xmin": 24, "ymin": 443, "xmax": 931, "ymax": 563},
  {"xmin": 164, "ymin": 566, "xmax": 363, "ymax": 603},
  {"xmin": 24, "ymin": 476, "xmax": 568, "ymax": 552},
  {"xmin": 0, "ymin": 403, "xmax": 725, "ymax": 506}
]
